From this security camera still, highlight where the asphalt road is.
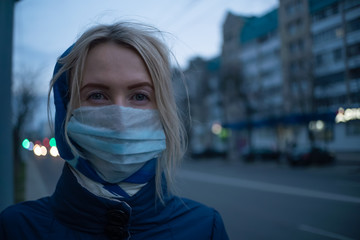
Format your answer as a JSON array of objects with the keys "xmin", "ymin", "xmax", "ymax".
[
  {"xmin": 176, "ymin": 159, "xmax": 360, "ymax": 240},
  {"xmin": 26, "ymin": 154, "xmax": 360, "ymax": 240}
]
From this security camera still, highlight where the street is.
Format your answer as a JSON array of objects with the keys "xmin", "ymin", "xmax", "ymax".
[
  {"xmin": 26, "ymin": 155, "xmax": 360, "ymax": 240},
  {"xmin": 176, "ymin": 160, "xmax": 360, "ymax": 240}
]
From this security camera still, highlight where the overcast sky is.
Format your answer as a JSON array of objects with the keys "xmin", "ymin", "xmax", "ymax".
[{"xmin": 13, "ymin": 0, "xmax": 278, "ymax": 93}]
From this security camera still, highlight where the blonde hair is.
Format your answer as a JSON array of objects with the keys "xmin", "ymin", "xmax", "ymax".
[{"xmin": 48, "ymin": 22, "xmax": 187, "ymax": 201}]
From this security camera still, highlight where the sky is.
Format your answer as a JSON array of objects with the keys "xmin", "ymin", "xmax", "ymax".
[{"xmin": 13, "ymin": 0, "xmax": 278, "ymax": 94}]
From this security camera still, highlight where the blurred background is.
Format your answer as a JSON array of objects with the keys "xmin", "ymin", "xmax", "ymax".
[{"xmin": 1, "ymin": 0, "xmax": 360, "ymax": 239}]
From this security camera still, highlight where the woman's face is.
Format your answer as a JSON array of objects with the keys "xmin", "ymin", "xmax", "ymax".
[{"xmin": 79, "ymin": 41, "xmax": 156, "ymax": 109}]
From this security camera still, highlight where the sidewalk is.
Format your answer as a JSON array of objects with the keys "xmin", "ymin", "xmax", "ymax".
[
  {"xmin": 335, "ymin": 152, "xmax": 360, "ymax": 164},
  {"xmin": 25, "ymin": 157, "xmax": 52, "ymax": 201}
]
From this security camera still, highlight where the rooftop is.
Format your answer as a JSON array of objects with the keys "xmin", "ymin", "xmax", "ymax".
[{"xmin": 240, "ymin": 9, "xmax": 278, "ymax": 44}]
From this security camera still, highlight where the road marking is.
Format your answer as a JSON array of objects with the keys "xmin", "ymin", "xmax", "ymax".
[
  {"xmin": 298, "ymin": 224, "xmax": 356, "ymax": 240},
  {"xmin": 178, "ymin": 170, "xmax": 360, "ymax": 204}
]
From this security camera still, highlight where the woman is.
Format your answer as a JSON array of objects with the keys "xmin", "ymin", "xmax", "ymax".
[{"xmin": 0, "ymin": 22, "xmax": 228, "ymax": 239}]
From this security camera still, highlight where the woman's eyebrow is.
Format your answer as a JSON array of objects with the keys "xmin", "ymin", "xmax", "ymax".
[
  {"xmin": 80, "ymin": 83, "xmax": 109, "ymax": 91},
  {"xmin": 127, "ymin": 82, "xmax": 154, "ymax": 90}
]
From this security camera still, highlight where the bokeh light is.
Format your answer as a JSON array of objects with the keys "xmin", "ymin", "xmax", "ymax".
[
  {"xmin": 22, "ymin": 139, "xmax": 30, "ymax": 149},
  {"xmin": 43, "ymin": 137, "xmax": 50, "ymax": 148},
  {"xmin": 33, "ymin": 144, "xmax": 42, "ymax": 156},
  {"xmin": 28, "ymin": 141, "xmax": 34, "ymax": 151},
  {"xmin": 50, "ymin": 146, "xmax": 59, "ymax": 157},
  {"xmin": 49, "ymin": 137, "xmax": 56, "ymax": 147},
  {"xmin": 335, "ymin": 107, "xmax": 360, "ymax": 123},
  {"xmin": 22, "ymin": 137, "xmax": 59, "ymax": 157},
  {"xmin": 212, "ymin": 123, "xmax": 222, "ymax": 135},
  {"xmin": 40, "ymin": 146, "xmax": 47, "ymax": 156}
]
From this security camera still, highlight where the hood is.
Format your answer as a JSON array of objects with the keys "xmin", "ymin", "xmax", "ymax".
[{"xmin": 52, "ymin": 45, "xmax": 74, "ymax": 160}]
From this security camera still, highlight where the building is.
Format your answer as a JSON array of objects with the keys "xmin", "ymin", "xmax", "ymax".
[
  {"xmin": 310, "ymin": 0, "xmax": 360, "ymax": 153},
  {"xmin": 183, "ymin": 57, "xmax": 226, "ymax": 157},
  {"xmin": 183, "ymin": 0, "xmax": 360, "ymax": 160},
  {"xmin": 279, "ymin": 0, "xmax": 313, "ymax": 114},
  {"xmin": 238, "ymin": 9, "xmax": 283, "ymax": 152},
  {"xmin": 219, "ymin": 9, "xmax": 285, "ymax": 158}
]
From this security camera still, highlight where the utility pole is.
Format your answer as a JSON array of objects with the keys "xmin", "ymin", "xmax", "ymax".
[{"xmin": 0, "ymin": 0, "xmax": 17, "ymax": 211}]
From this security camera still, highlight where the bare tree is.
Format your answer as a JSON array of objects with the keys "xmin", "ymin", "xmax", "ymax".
[
  {"xmin": 220, "ymin": 59, "xmax": 254, "ymax": 161},
  {"xmin": 12, "ymin": 67, "xmax": 40, "ymax": 202}
]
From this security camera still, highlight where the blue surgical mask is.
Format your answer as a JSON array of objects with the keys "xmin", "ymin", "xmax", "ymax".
[{"xmin": 67, "ymin": 105, "xmax": 166, "ymax": 183}]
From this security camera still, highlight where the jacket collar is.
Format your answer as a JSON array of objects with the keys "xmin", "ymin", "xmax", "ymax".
[{"xmin": 50, "ymin": 163, "xmax": 172, "ymax": 236}]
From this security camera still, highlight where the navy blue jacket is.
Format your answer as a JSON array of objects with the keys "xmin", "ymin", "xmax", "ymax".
[{"xmin": 0, "ymin": 164, "xmax": 228, "ymax": 239}]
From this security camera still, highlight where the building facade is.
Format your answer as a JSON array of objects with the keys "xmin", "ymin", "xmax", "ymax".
[
  {"xmin": 310, "ymin": 0, "xmax": 360, "ymax": 152},
  {"xmin": 238, "ymin": 9, "xmax": 284, "ymax": 153},
  {"xmin": 183, "ymin": 57, "xmax": 226, "ymax": 156},
  {"xmin": 183, "ymin": 0, "xmax": 360, "ymax": 160}
]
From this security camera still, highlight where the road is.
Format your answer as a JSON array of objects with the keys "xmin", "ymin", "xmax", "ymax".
[
  {"xmin": 176, "ymin": 159, "xmax": 360, "ymax": 240},
  {"xmin": 26, "ymin": 154, "xmax": 360, "ymax": 240}
]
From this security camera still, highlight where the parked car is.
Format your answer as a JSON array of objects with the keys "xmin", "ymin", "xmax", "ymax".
[
  {"xmin": 242, "ymin": 148, "xmax": 282, "ymax": 162},
  {"xmin": 191, "ymin": 149, "xmax": 227, "ymax": 159},
  {"xmin": 286, "ymin": 146, "xmax": 335, "ymax": 166}
]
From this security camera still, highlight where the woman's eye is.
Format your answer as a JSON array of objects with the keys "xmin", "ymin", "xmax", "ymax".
[
  {"xmin": 133, "ymin": 93, "xmax": 148, "ymax": 101},
  {"xmin": 80, "ymin": 89, "xmax": 110, "ymax": 106},
  {"xmin": 89, "ymin": 92, "xmax": 105, "ymax": 100}
]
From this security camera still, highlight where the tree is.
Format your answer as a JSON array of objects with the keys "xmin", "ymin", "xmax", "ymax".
[
  {"xmin": 220, "ymin": 58, "xmax": 254, "ymax": 161},
  {"xmin": 12, "ymin": 67, "xmax": 40, "ymax": 202}
]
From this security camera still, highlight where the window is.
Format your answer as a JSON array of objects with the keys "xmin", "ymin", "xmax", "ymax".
[
  {"xmin": 314, "ymin": 72, "xmax": 344, "ymax": 85},
  {"xmin": 327, "ymin": 3, "xmax": 339, "ymax": 16},
  {"xmin": 315, "ymin": 54, "xmax": 324, "ymax": 67},
  {"xmin": 259, "ymin": 69, "xmax": 272, "ymax": 79},
  {"xmin": 349, "ymin": 66, "xmax": 360, "ymax": 78},
  {"xmin": 333, "ymin": 48, "xmax": 342, "ymax": 62},
  {"xmin": 346, "ymin": 120, "xmax": 360, "ymax": 135},
  {"xmin": 312, "ymin": 11, "xmax": 326, "ymax": 22},
  {"xmin": 346, "ymin": 17, "xmax": 360, "ymax": 33},
  {"xmin": 312, "ymin": 3, "xmax": 339, "ymax": 23},
  {"xmin": 286, "ymin": 0, "xmax": 303, "ymax": 16},
  {"xmin": 344, "ymin": 0, "xmax": 360, "ymax": 10},
  {"xmin": 288, "ymin": 39, "xmax": 304, "ymax": 53},
  {"xmin": 288, "ymin": 42, "xmax": 295, "ymax": 53},
  {"xmin": 313, "ymin": 26, "xmax": 341, "ymax": 44},
  {"xmin": 350, "ymin": 91, "xmax": 360, "ymax": 103},
  {"xmin": 347, "ymin": 43, "xmax": 360, "ymax": 58},
  {"xmin": 287, "ymin": 19, "xmax": 303, "ymax": 36},
  {"xmin": 289, "ymin": 59, "xmax": 305, "ymax": 75}
]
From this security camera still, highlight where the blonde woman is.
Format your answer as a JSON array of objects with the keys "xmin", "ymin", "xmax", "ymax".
[{"xmin": 0, "ymin": 22, "xmax": 228, "ymax": 240}]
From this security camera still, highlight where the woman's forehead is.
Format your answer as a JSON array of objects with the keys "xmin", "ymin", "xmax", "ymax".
[{"xmin": 81, "ymin": 42, "xmax": 152, "ymax": 86}]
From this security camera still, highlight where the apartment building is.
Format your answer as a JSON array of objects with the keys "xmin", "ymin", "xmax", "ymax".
[
  {"xmin": 310, "ymin": 0, "xmax": 360, "ymax": 152},
  {"xmin": 279, "ymin": 0, "xmax": 313, "ymax": 114},
  {"xmin": 184, "ymin": 57, "xmax": 226, "ymax": 156},
  {"xmin": 224, "ymin": 0, "xmax": 359, "ymax": 155},
  {"xmin": 238, "ymin": 9, "xmax": 283, "ymax": 151},
  {"xmin": 184, "ymin": 0, "xmax": 360, "ymax": 158}
]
